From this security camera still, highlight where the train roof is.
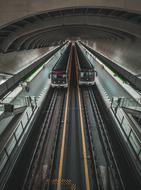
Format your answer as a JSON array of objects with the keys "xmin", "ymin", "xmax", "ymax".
[
  {"xmin": 52, "ymin": 44, "xmax": 71, "ymax": 71},
  {"xmin": 76, "ymin": 44, "xmax": 94, "ymax": 70}
]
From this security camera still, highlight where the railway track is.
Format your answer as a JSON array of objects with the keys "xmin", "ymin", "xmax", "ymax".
[
  {"xmin": 45, "ymin": 46, "xmax": 92, "ymax": 190},
  {"xmin": 22, "ymin": 88, "xmax": 66, "ymax": 190},
  {"xmin": 81, "ymin": 86, "xmax": 125, "ymax": 190}
]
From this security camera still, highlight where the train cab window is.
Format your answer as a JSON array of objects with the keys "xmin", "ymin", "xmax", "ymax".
[
  {"xmin": 85, "ymin": 72, "xmax": 89, "ymax": 76},
  {"xmin": 80, "ymin": 72, "xmax": 84, "ymax": 77},
  {"xmin": 52, "ymin": 74, "xmax": 57, "ymax": 78},
  {"xmin": 57, "ymin": 74, "xmax": 66, "ymax": 80},
  {"xmin": 83, "ymin": 72, "xmax": 89, "ymax": 77},
  {"xmin": 89, "ymin": 72, "xmax": 94, "ymax": 77}
]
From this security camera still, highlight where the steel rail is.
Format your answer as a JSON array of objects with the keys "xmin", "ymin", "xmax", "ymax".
[
  {"xmin": 81, "ymin": 87, "xmax": 101, "ymax": 190},
  {"xmin": 43, "ymin": 90, "xmax": 66, "ymax": 190},
  {"xmin": 22, "ymin": 88, "xmax": 58, "ymax": 190},
  {"xmin": 88, "ymin": 86, "xmax": 125, "ymax": 190}
]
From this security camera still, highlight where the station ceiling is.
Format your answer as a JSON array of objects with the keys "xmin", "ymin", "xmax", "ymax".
[{"xmin": 0, "ymin": 0, "xmax": 140, "ymax": 53}]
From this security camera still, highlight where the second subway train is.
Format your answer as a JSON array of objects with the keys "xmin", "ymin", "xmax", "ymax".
[
  {"xmin": 75, "ymin": 43, "xmax": 97, "ymax": 85},
  {"xmin": 50, "ymin": 42, "xmax": 97, "ymax": 87}
]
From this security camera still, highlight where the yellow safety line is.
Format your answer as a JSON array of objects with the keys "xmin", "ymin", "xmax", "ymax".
[
  {"xmin": 75, "ymin": 47, "xmax": 91, "ymax": 190},
  {"xmin": 57, "ymin": 47, "xmax": 72, "ymax": 190}
]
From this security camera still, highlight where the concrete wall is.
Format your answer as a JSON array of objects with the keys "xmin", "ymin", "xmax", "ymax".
[
  {"xmin": 0, "ymin": 48, "xmax": 51, "ymax": 74},
  {"xmin": 87, "ymin": 38, "xmax": 141, "ymax": 76}
]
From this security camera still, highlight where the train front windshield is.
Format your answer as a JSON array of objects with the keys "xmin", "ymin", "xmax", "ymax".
[
  {"xmin": 52, "ymin": 72, "xmax": 67, "ymax": 84},
  {"xmin": 80, "ymin": 71, "xmax": 94, "ymax": 81}
]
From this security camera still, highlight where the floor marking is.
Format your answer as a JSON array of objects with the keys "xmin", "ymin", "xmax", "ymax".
[
  {"xmin": 47, "ymin": 179, "xmax": 76, "ymax": 190},
  {"xmin": 57, "ymin": 47, "xmax": 72, "ymax": 190},
  {"xmin": 75, "ymin": 47, "xmax": 91, "ymax": 190}
]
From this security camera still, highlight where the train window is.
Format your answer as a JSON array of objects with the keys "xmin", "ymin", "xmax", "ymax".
[
  {"xmin": 53, "ymin": 74, "xmax": 57, "ymax": 78},
  {"xmin": 85, "ymin": 72, "xmax": 89, "ymax": 77},
  {"xmin": 81, "ymin": 72, "xmax": 84, "ymax": 77},
  {"xmin": 89, "ymin": 72, "xmax": 93, "ymax": 76}
]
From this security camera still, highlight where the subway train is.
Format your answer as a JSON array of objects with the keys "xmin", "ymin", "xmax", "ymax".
[
  {"xmin": 50, "ymin": 44, "xmax": 71, "ymax": 87},
  {"xmin": 75, "ymin": 43, "xmax": 97, "ymax": 85}
]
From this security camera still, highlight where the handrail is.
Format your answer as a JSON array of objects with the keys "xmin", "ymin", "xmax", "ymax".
[
  {"xmin": 111, "ymin": 104, "xmax": 141, "ymax": 161},
  {"xmin": 0, "ymin": 101, "xmax": 37, "ymax": 173}
]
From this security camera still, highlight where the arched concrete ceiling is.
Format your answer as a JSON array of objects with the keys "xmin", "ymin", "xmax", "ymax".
[
  {"xmin": 0, "ymin": 1, "xmax": 140, "ymax": 53},
  {"xmin": 0, "ymin": 0, "xmax": 141, "ymax": 27}
]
